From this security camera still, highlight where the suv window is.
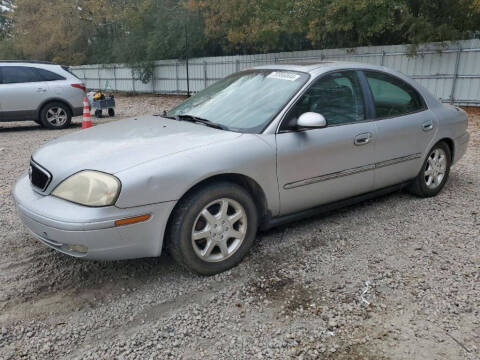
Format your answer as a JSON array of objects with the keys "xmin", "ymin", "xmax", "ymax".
[
  {"xmin": 283, "ymin": 70, "xmax": 365, "ymax": 130},
  {"xmin": 1, "ymin": 66, "xmax": 40, "ymax": 84},
  {"xmin": 0, "ymin": 66, "xmax": 65, "ymax": 84},
  {"xmin": 364, "ymin": 71, "xmax": 425, "ymax": 118},
  {"xmin": 35, "ymin": 68, "xmax": 66, "ymax": 81}
]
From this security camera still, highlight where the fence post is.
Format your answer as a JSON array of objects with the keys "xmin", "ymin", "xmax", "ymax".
[
  {"xmin": 152, "ymin": 64, "xmax": 156, "ymax": 94},
  {"xmin": 236, "ymin": 59, "xmax": 240, "ymax": 72},
  {"xmin": 131, "ymin": 67, "xmax": 136, "ymax": 93},
  {"xmin": 98, "ymin": 67, "xmax": 102, "ymax": 90},
  {"xmin": 113, "ymin": 65, "xmax": 117, "ymax": 92},
  {"xmin": 450, "ymin": 46, "xmax": 462, "ymax": 104},
  {"xmin": 186, "ymin": 60, "xmax": 190, "ymax": 97},
  {"xmin": 175, "ymin": 62, "xmax": 179, "ymax": 94},
  {"xmin": 380, "ymin": 51, "xmax": 386, "ymax": 66},
  {"xmin": 203, "ymin": 61, "xmax": 207, "ymax": 89}
]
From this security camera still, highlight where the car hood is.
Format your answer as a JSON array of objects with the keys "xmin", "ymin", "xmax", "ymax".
[{"xmin": 32, "ymin": 116, "xmax": 242, "ymax": 178}]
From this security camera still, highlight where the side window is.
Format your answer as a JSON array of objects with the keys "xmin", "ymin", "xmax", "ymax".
[
  {"xmin": 365, "ymin": 71, "xmax": 425, "ymax": 118},
  {"xmin": 34, "ymin": 68, "xmax": 66, "ymax": 81},
  {"xmin": 282, "ymin": 71, "xmax": 365, "ymax": 130},
  {"xmin": 2, "ymin": 66, "xmax": 44, "ymax": 84}
]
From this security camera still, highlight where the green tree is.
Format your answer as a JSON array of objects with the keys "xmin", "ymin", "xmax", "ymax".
[
  {"xmin": 8, "ymin": 0, "xmax": 115, "ymax": 64},
  {"xmin": 306, "ymin": 0, "xmax": 406, "ymax": 48},
  {"xmin": 186, "ymin": 0, "xmax": 311, "ymax": 53},
  {"xmin": 87, "ymin": 1, "xmax": 207, "ymax": 63},
  {"xmin": 402, "ymin": 0, "xmax": 480, "ymax": 45},
  {"xmin": 304, "ymin": 0, "xmax": 480, "ymax": 49},
  {"xmin": 2, "ymin": 0, "xmax": 480, "ymax": 65},
  {"xmin": 0, "ymin": 0, "xmax": 14, "ymax": 58}
]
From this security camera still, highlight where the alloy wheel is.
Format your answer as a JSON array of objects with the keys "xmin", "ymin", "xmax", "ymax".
[
  {"xmin": 46, "ymin": 107, "xmax": 68, "ymax": 127},
  {"xmin": 191, "ymin": 198, "xmax": 247, "ymax": 263},
  {"xmin": 424, "ymin": 148, "xmax": 447, "ymax": 189}
]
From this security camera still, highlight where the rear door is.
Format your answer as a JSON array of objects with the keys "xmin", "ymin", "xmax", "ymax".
[
  {"xmin": 362, "ymin": 70, "xmax": 437, "ymax": 189},
  {"xmin": 0, "ymin": 66, "xmax": 52, "ymax": 121}
]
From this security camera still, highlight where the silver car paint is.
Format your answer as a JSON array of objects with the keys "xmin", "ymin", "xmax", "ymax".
[
  {"xmin": 276, "ymin": 121, "xmax": 377, "ymax": 214},
  {"xmin": 0, "ymin": 63, "xmax": 84, "ymax": 121},
  {"xmin": 31, "ymin": 117, "xmax": 245, "ymax": 197},
  {"xmin": 15, "ymin": 175, "xmax": 176, "ymax": 259},
  {"xmin": 13, "ymin": 62, "xmax": 469, "ymax": 260}
]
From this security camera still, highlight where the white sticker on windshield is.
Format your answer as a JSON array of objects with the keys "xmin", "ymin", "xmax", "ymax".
[{"xmin": 267, "ymin": 72, "xmax": 301, "ymax": 81}]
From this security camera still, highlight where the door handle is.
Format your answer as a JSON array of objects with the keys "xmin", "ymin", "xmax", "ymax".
[
  {"xmin": 354, "ymin": 132, "xmax": 372, "ymax": 146},
  {"xmin": 422, "ymin": 121, "xmax": 433, "ymax": 131},
  {"xmin": 36, "ymin": 88, "xmax": 47, "ymax": 93}
]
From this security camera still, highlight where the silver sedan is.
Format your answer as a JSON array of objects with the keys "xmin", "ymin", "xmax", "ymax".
[{"xmin": 13, "ymin": 62, "xmax": 470, "ymax": 275}]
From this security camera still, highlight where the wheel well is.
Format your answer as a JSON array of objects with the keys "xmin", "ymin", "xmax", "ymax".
[
  {"xmin": 164, "ymin": 174, "xmax": 269, "ymax": 246},
  {"xmin": 438, "ymin": 138, "xmax": 454, "ymax": 160},
  {"xmin": 38, "ymin": 99, "xmax": 73, "ymax": 120}
]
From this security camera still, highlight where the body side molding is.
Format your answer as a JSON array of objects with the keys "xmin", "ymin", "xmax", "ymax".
[{"xmin": 283, "ymin": 153, "xmax": 422, "ymax": 190}]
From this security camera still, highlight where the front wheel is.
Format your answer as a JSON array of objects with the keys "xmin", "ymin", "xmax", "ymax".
[
  {"xmin": 167, "ymin": 182, "xmax": 258, "ymax": 275},
  {"xmin": 408, "ymin": 142, "xmax": 451, "ymax": 197}
]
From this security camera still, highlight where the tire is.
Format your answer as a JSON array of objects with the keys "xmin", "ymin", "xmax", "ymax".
[
  {"xmin": 408, "ymin": 141, "xmax": 451, "ymax": 197},
  {"xmin": 167, "ymin": 182, "xmax": 258, "ymax": 275},
  {"xmin": 108, "ymin": 108, "xmax": 115, "ymax": 117},
  {"xmin": 40, "ymin": 102, "xmax": 72, "ymax": 129}
]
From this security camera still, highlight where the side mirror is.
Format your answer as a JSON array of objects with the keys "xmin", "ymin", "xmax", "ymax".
[{"xmin": 296, "ymin": 112, "xmax": 327, "ymax": 129}]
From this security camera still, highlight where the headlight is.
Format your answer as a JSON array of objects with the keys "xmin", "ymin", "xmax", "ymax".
[{"xmin": 52, "ymin": 170, "xmax": 121, "ymax": 207}]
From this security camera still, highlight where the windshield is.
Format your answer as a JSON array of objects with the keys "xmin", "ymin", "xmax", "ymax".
[{"xmin": 167, "ymin": 70, "xmax": 309, "ymax": 133}]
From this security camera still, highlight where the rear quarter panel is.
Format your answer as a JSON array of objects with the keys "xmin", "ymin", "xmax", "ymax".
[{"xmin": 431, "ymin": 103, "xmax": 469, "ymax": 163}]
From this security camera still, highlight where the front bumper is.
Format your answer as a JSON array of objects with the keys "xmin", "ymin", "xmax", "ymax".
[{"xmin": 13, "ymin": 175, "xmax": 176, "ymax": 260}]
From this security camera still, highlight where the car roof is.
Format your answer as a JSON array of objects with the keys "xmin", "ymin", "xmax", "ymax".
[
  {"xmin": 252, "ymin": 61, "xmax": 337, "ymax": 73},
  {"xmin": 252, "ymin": 61, "xmax": 386, "ymax": 74}
]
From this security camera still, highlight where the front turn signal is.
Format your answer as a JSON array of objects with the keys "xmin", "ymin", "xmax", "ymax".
[{"xmin": 115, "ymin": 214, "xmax": 151, "ymax": 227}]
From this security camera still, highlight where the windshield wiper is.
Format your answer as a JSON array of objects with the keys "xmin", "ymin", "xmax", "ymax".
[{"xmin": 174, "ymin": 114, "xmax": 229, "ymax": 131}]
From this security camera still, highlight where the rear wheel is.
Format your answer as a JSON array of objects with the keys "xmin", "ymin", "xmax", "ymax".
[
  {"xmin": 40, "ymin": 102, "xmax": 71, "ymax": 129},
  {"xmin": 167, "ymin": 182, "xmax": 258, "ymax": 275},
  {"xmin": 408, "ymin": 141, "xmax": 451, "ymax": 197}
]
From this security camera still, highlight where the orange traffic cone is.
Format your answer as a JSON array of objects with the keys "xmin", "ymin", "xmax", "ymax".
[{"xmin": 82, "ymin": 97, "xmax": 92, "ymax": 129}]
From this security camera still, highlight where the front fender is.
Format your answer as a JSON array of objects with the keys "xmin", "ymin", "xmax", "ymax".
[{"xmin": 114, "ymin": 134, "xmax": 279, "ymax": 215}]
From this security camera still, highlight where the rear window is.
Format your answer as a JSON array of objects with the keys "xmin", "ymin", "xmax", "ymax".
[
  {"xmin": 0, "ymin": 66, "xmax": 65, "ymax": 84},
  {"xmin": 364, "ymin": 71, "xmax": 425, "ymax": 118}
]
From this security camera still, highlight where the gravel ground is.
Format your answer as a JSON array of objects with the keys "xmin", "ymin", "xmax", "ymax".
[{"xmin": 0, "ymin": 95, "xmax": 479, "ymax": 359}]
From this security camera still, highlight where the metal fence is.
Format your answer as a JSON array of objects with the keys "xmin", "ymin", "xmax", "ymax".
[{"xmin": 71, "ymin": 39, "xmax": 480, "ymax": 106}]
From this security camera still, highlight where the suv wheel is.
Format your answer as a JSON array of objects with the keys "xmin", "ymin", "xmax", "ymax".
[
  {"xmin": 167, "ymin": 182, "xmax": 258, "ymax": 275},
  {"xmin": 40, "ymin": 102, "xmax": 72, "ymax": 129}
]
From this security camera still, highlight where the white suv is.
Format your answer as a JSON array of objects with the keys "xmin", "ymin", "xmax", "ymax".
[{"xmin": 0, "ymin": 61, "xmax": 86, "ymax": 129}]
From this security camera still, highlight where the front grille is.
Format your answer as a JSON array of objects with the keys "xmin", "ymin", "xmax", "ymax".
[{"xmin": 29, "ymin": 161, "xmax": 52, "ymax": 191}]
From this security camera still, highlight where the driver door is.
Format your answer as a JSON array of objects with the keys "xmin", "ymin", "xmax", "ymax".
[{"xmin": 276, "ymin": 70, "xmax": 377, "ymax": 215}]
